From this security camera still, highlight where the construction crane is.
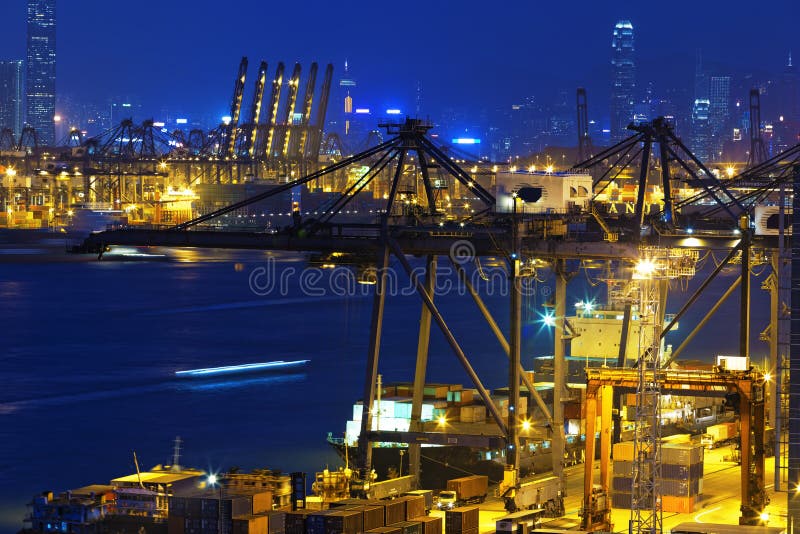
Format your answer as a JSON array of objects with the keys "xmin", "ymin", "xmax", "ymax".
[
  {"xmin": 224, "ymin": 57, "xmax": 248, "ymax": 159},
  {"xmin": 295, "ymin": 62, "xmax": 318, "ymax": 159},
  {"xmin": 747, "ymin": 89, "xmax": 768, "ymax": 167},
  {"xmin": 262, "ymin": 62, "xmax": 285, "ymax": 159},
  {"xmin": 280, "ymin": 63, "xmax": 303, "ymax": 159},
  {"xmin": 576, "ymin": 88, "xmax": 593, "ymax": 163},
  {"xmin": 309, "ymin": 64, "xmax": 334, "ymax": 159},
  {"xmin": 242, "ymin": 61, "xmax": 268, "ymax": 158}
]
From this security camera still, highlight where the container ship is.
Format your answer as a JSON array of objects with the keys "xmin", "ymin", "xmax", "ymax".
[{"xmin": 327, "ymin": 307, "xmax": 740, "ymax": 490}]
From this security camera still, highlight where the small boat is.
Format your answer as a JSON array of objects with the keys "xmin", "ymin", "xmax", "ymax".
[{"xmin": 175, "ymin": 360, "xmax": 310, "ymax": 378}]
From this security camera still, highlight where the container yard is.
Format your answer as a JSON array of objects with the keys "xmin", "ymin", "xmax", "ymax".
[{"xmin": 9, "ymin": 58, "xmax": 800, "ymax": 534}]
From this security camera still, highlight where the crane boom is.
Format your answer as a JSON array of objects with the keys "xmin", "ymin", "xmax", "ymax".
[
  {"xmin": 225, "ymin": 57, "xmax": 248, "ymax": 158},
  {"xmin": 244, "ymin": 61, "xmax": 268, "ymax": 158},
  {"xmin": 280, "ymin": 63, "xmax": 303, "ymax": 159},
  {"xmin": 296, "ymin": 62, "xmax": 318, "ymax": 159},
  {"xmin": 263, "ymin": 62, "xmax": 285, "ymax": 158},
  {"xmin": 310, "ymin": 63, "xmax": 334, "ymax": 159}
]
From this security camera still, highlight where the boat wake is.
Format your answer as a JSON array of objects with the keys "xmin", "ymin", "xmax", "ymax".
[
  {"xmin": 175, "ymin": 359, "xmax": 309, "ymax": 378},
  {"xmin": 0, "ymin": 372, "xmax": 306, "ymax": 415},
  {"xmin": 146, "ymin": 295, "xmax": 363, "ymax": 316}
]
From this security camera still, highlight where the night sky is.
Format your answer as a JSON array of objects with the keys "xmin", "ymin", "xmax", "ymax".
[{"xmin": 0, "ymin": 0, "xmax": 796, "ymax": 120}]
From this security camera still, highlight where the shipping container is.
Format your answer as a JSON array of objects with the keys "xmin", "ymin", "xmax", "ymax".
[
  {"xmin": 251, "ymin": 491, "xmax": 273, "ymax": 514},
  {"xmin": 612, "ymin": 476, "xmax": 633, "ymax": 492},
  {"xmin": 384, "ymin": 499, "xmax": 407, "ymax": 525},
  {"xmin": 425, "ymin": 385, "xmax": 449, "ymax": 399},
  {"xmin": 661, "ymin": 443, "xmax": 704, "ymax": 465},
  {"xmin": 284, "ymin": 510, "xmax": 314, "ymax": 534},
  {"xmin": 612, "ymin": 441, "xmax": 635, "ymax": 462},
  {"xmin": 366, "ymin": 527, "xmax": 403, "ymax": 534},
  {"xmin": 415, "ymin": 515, "xmax": 442, "ymax": 534},
  {"xmin": 394, "ymin": 520, "xmax": 423, "ymax": 534},
  {"xmin": 445, "ymin": 506, "xmax": 479, "ymax": 533},
  {"xmin": 611, "ymin": 492, "xmax": 654, "ymax": 509},
  {"xmin": 401, "ymin": 495, "xmax": 426, "ymax": 520},
  {"xmin": 612, "ymin": 460, "xmax": 634, "ymax": 477},
  {"xmin": 361, "ymin": 505, "xmax": 387, "ymax": 530},
  {"xmin": 404, "ymin": 490, "xmax": 433, "ymax": 514},
  {"xmin": 662, "ymin": 464, "xmax": 691, "ymax": 480},
  {"xmin": 459, "ymin": 405, "xmax": 486, "ymax": 423},
  {"xmin": 232, "ymin": 514, "xmax": 268, "ymax": 534},
  {"xmin": 662, "ymin": 495, "xmax": 696, "ymax": 513},
  {"xmin": 329, "ymin": 498, "xmax": 370, "ymax": 509},
  {"xmin": 325, "ymin": 509, "xmax": 363, "ymax": 534},
  {"xmin": 661, "ymin": 479, "xmax": 700, "ymax": 497},
  {"xmin": 307, "ymin": 510, "xmax": 335, "ymax": 534},
  {"xmin": 446, "ymin": 476, "xmax": 488, "ymax": 504},
  {"xmin": 266, "ymin": 511, "xmax": 285, "ymax": 534}
]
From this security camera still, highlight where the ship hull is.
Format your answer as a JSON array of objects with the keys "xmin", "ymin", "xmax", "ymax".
[{"xmin": 331, "ymin": 440, "xmax": 589, "ymax": 489}]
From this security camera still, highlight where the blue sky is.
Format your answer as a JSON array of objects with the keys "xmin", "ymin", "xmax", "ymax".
[{"xmin": 0, "ymin": 0, "xmax": 795, "ymax": 120}]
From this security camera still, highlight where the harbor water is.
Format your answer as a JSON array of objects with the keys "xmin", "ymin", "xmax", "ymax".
[{"xmin": 0, "ymin": 245, "xmax": 762, "ymax": 533}]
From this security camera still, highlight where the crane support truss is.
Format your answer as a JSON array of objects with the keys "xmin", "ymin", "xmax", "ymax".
[
  {"xmin": 584, "ymin": 368, "xmax": 768, "ymax": 529},
  {"xmin": 630, "ymin": 277, "xmax": 663, "ymax": 534}
]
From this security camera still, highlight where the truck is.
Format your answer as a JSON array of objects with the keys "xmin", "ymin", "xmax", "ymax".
[
  {"xmin": 501, "ymin": 474, "xmax": 564, "ymax": 515},
  {"xmin": 404, "ymin": 489, "xmax": 433, "ymax": 514},
  {"xmin": 700, "ymin": 422, "xmax": 738, "ymax": 449},
  {"xmin": 350, "ymin": 475, "xmax": 416, "ymax": 500},
  {"xmin": 437, "ymin": 475, "xmax": 488, "ymax": 509}
]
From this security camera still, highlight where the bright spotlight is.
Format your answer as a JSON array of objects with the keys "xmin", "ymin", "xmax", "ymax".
[
  {"xmin": 634, "ymin": 258, "xmax": 657, "ymax": 278},
  {"xmin": 542, "ymin": 312, "xmax": 555, "ymax": 327},
  {"xmin": 207, "ymin": 474, "xmax": 218, "ymax": 485}
]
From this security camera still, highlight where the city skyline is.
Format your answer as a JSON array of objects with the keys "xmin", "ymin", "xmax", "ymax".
[
  {"xmin": 0, "ymin": 0, "xmax": 795, "ymax": 124},
  {"xmin": 24, "ymin": 0, "xmax": 55, "ymax": 146}
]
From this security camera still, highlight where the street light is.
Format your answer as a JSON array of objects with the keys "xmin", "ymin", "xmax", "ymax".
[{"xmin": 398, "ymin": 450, "xmax": 405, "ymax": 477}]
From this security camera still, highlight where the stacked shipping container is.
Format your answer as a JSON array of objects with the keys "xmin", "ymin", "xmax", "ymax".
[
  {"xmin": 445, "ymin": 506, "xmax": 479, "ymax": 534},
  {"xmin": 610, "ymin": 441, "xmax": 704, "ymax": 512},
  {"xmin": 660, "ymin": 443, "xmax": 704, "ymax": 513},
  {"xmin": 290, "ymin": 496, "xmax": 440, "ymax": 534}
]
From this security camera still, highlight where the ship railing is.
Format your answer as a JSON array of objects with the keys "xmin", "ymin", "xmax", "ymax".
[{"xmin": 326, "ymin": 434, "xmax": 345, "ymax": 445}]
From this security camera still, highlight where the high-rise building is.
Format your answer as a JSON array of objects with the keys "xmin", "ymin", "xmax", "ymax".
[
  {"xmin": 339, "ymin": 60, "xmax": 355, "ymax": 137},
  {"xmin": 690, "ymin": 99, "xmax": 711, "ymax": 161},
  {"xmin": 708, "ymin": 76, "xmax": 730, "ymax": 161},
  {"xmin": 694, "ymin": 50, "xmax": 708, "ymax": 101},
  {"xmin": 26, "ymin": 0, "xmax": 56, "ymax": 146},
  {"xmin": 610, "ymin": 20, "xmax": 635, "ymax": 143},
  {"xmin": 0, "ymin": 60, "xmax": 24, "ymax": 136},
  {"xmin": 781, "ymin": 52, "xmax": 798, "ymax": 124}
]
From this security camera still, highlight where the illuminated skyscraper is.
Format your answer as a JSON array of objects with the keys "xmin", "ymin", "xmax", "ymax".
[
  {"xmin": 708, "ymin": 76, "xmax": 730, "ymax": 161},
  {"xmin": 690, "ymin": 99, "xmax": 711, "ymax": 161},
  {"xmin": 610, "ymin": 20, "xmax": 635, "ymax": 143},
  {"xmin": 0, "ymin": 60, "xmax": 24, "ymax": 136},
  {"xmin": 781, "ymin": 52, "xmax": 798, "ymax": 124},
  {"xmin": 339, "ymin": 60, "xmax": 356, "ymax": 136},
  {"xmin": 26, "ymin": 0, "xmax": 56, "ymax": 146}
]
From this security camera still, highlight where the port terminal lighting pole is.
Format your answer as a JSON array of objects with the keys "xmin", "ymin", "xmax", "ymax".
[
  {"xmin": 740, "ymin": 215, "xmax": 751, "ymax": 363},
  {"xmin": 409, "ymin": 255, "xmax": 437, "ymax": 484},
  {"xmin": 508, "ymin": 194, "xmax": 522, "ymax": 472},
  {"xmin": 553, "ymin": 259, "xmax": 567, "ymax": 490},
  {"xmin": 788, "ymin": 164, "xmax": 800, "ymax": 534},
  {"xmin": 358, "ymin": 246, "xmax": 391, "ymax": 476},
  {"xmin": 630, "ymin": 265, "xmax": 663, "ymax": 534}
]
